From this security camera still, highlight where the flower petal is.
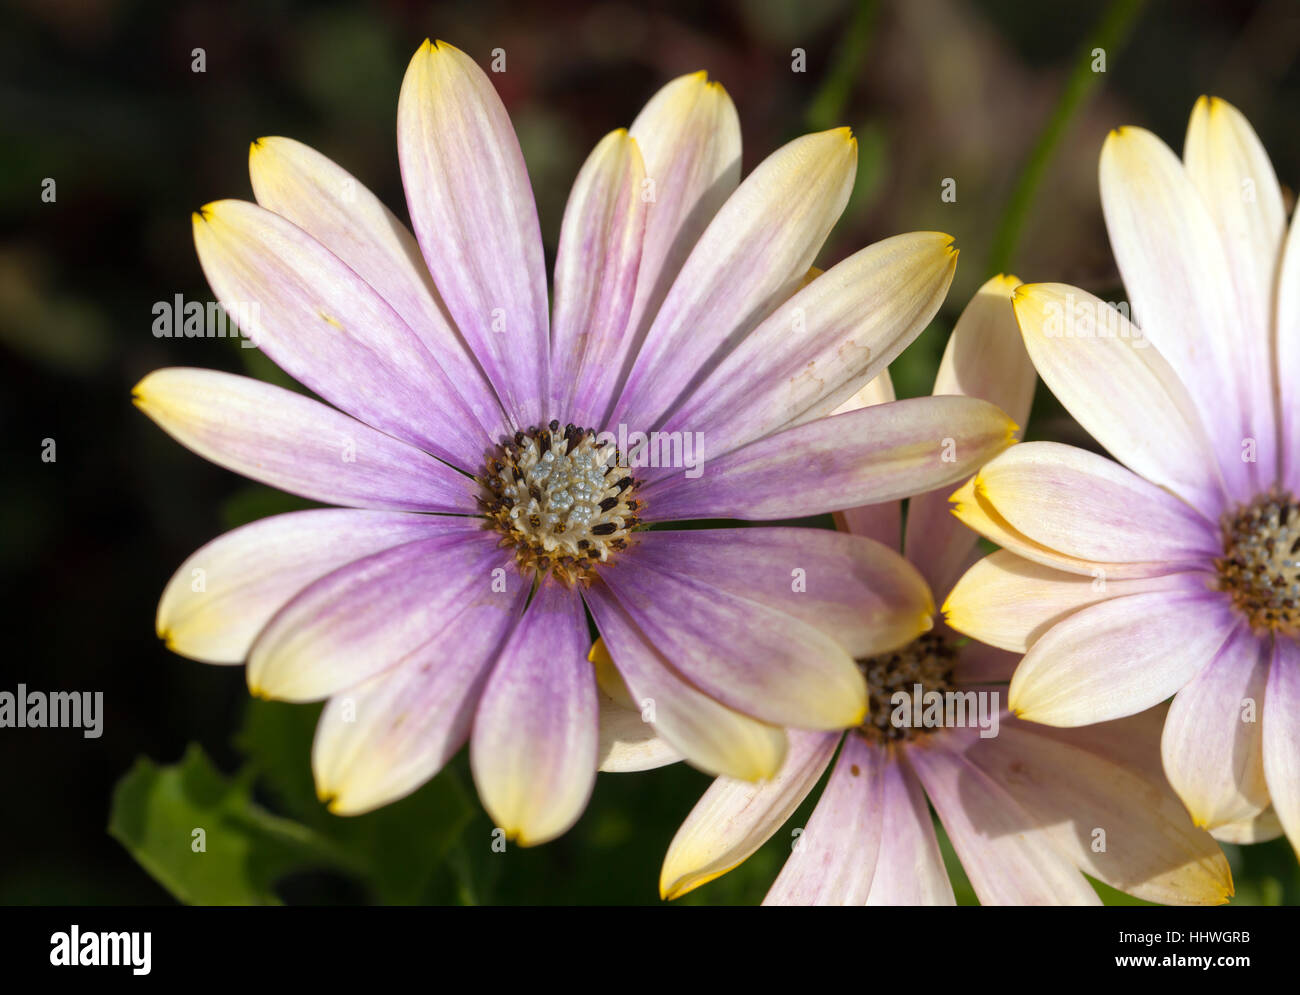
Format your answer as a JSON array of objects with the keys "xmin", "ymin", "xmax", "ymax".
[
  {"xmin": 1008, "ymin": 589, "xmax": 1235, "ymax": 726},
  {"xmin": 905, "ymin": 737, "xmax": 1100, "ymax": 905},
  {"xmin": 397, "ymin": 40, "xmax": 549, "ymax": 426},
  {"xmin": 949, "ymin": 475, "xmax": 1179, "ymax": 579},
  {"xmin": 974, "ymin": 441, "xmax": 1219, "ymax": 565},
  {"xmin": 134, "ymin": 368, "xmax": 475, "ymax": 513},
  {"xmin": 1210, "ymin": 808, "xmax": 1285, "ymax": 845},
  {"xmin": 596, "ymin": 693, "xmax": 682, "ymax": 773},
  {"xmin": 1162, "ymin": 624, "xmax": 1271, "ymax": 830},
  {"xmin": 312, "ymin": 581, "xmax": 526, "ymax": 815},
  {"xmin": 612, "ymin": 129, "xmax": 857, "ymax": 430},
  {"xmin": 1278, "ymin": 204, "xmax": 1300, "ymax": 493},
  {"xmin": 1262, "ymin": 637, "xmax": 1300, "ymax": 857},
  {"xmin": 247, "ymin": 135, "xmax": 506, "ymax": 441},
  {"xmin": 1183, "ymin": 97, "xmax": 1285, "ymax": 491},
  {"xmin": 664, "ymin": 231, "xmax": 958, "ymax": 457},
  {"xmin": 1011, "ymin": 282, "xmax": 1223, "ymax": 514},
  {"xmin": 626, "ymin": 528, "xmax": 933, "ymax": 659},
  {"xmin": 863, "ymin": 756, "xmax": 954, "ymax": 905},
  {"xmin": 640, "ymin": 395, "xmax": 1017, "ymax": 522},
  {"xmin": 191, "ymin": 199, "xmax": 485, "ymax": 469},
  {"xmin": 1100, "ymin": 126, "xmax": 1251, "ymax": 500},
  {"xmin": 765, "ymin": 735, "xmax": 885, "ymax": 905},
  {"xmin": 158, "ymin": 509, "xmax": 467, "ymax": 664},
  {"xmin": 470, "ymin": 580, "xmax": 598, "ymax": 846},
  {"xmin": 952, "ymin": 639, "xmax": 1023, "ymax": 685},
  {"xmin": 623, "ymin": 72, "xmax": 741, "ymax": 364},
  {"xmin": 249, "ymin": 526, "xmax": 512, "ymax": 702},
  {"xmin": 583, "ymin": 583, "xmax": 787, "ymax": 780},
  {"xmin": 944, "ymin": 550, "xmax": 1208, "ymax": 654},
  {"xmin": 659, "ymin": 730, "xmax": 839, "ymax": 900},
  {"xmin": 904, "ymin": 274, "xmax": 1035, "ymax": 597},
  {"xmin": 595, "ymin": 560, "xmax": 867, "ymax": 730},
  {"xmin": 550, "ymin": 129, "xmax": 647, "ymax": 427},
  {"xmin": 963, "ymin": 716, "xmax": 1232, "ymax": 905},
  {"xmin": 830, "ymin": 371, "xmax": 903, "ymax": 550}
]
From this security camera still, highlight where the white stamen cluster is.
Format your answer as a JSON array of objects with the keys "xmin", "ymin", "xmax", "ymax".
[
  {"xmin": 478, "ymin": 420, "xmax": 642, "ymax": 585},
  {"xmin": 855, "ymin": 632, "xmax": 957, "ymax": 744},
  {"xmin": 1216, "ymin": 491, "xmax": 1300, "ymax": 635}
]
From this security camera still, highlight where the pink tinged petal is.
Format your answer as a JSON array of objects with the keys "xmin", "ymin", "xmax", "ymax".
[
  {"xmin": 944, "ymin": 550, "xmax": 1210, "ymax": 655},
  {"xmin": 134, "ymin": 368, "xmax": 476, "ymax": 513},
  {"xmin": 1100, "ymin": 127, "xmax": 1254, "ymax": 500},
  {"xmin": 1278, "ymin": 203, "xmax": 1300, "ymax": 493},
  {"xmin": 905, "ymin": 738, "xmax": 1101, "ymax": 906},
  {"xmin": 157, "ymin": 509, "xmax": 467, "ymax": 664},
  {"xmin": 1012, "ymin": 283, "xmax": 1224, "ymax": 515},
  {"xmin": 550, "ymin": 129, "xmax": 648, "ymax": 426},
  {"xmin": 830, "ymin": 371, "xmax": 902, "ymax": 550},
  {"xmin": 975, "ymin": 441, "xmax": 1220, "ymax": 565},
  {"xmin": 952, "ymin": 640, "xmax": 1023, "ymax": 685},
  {"xmin": 1009, "ymin": 589, "xmax": 1236, "ymax": 726},
  {"xmin": 397, "ymin": 40, "xmax": 549, "ymax": 427},
  {"xmin": 948, "ymin": 475, "xmax": 1184, "ymax": 580},
  {"xmin": 623, "ymin": 72, "xmax": 741, "ymax": 367},
  {"xmin": 248, "ymin": 526, "xmax": 510, "ymax": 702},
  {"xmin": 470, "ymin": 581, "xmax": 598, "ymax": 846},
  {"xmin": 863, "ymin": 756, "xmax": 954, "ymax": 905},
  {"xmin": 613, "ymin": 129, "xmax": 858, "ymax": 430},
  {"xmin": 595, "ymin": 560, "xmax": 867, "ymax": 730},
  {"xmin": 765, "ymin": 735, "xmax": 885, "ymax": 905},
  {"xmin": 247, "ymin": 136, "xmax": 507, "ymax": 442},
  {"xmin": 1184, "ymin": 97, "xmax": 1285, "ymax": 490},
  {"xmin": 640, "ymin": 395, "xmax": 1017, "ymax": 523},
  {"xmin": 191, "ymin": 200, "xmax": 487, "ymax": 470},
  {"xmin": 962, "ymin": 717, "xmax": 1233, "ymax": 905},
  {"xmin": 596, "ymin": 693, "xmax": 682, "ymax": 773},
  {"xmin": 1262, "ymin": 638, "xmax": 1300, "ymax": 857},
  {"xmin": 665, "ymin": 231, "xmax": 958, "ymax": 457},
  {"xmin": 906, "ymin": 274, "xmax": 1036, "ymax": 596},
  {"xmin": 1162, "ymin": 625, "xmax": 1271, "ymax": 829},
  {"xmin": 1210, "ymin": 807, "xmax": 1285, "ymax": 844},
  {"xmin": 312, "ymin": 580, "xmax": 527, "ymax": 815},
  {"xmin": 659, "ymin": 730, "xmax": 839, "ymax": 900},
  {"xmin": 582, "ymin": 583, "xmax": 787, "ymax": 780},
  {"xmin": 626, "ymin": 528, "xmax": 933, "ymax": 660},
  {"xmin": 591, "ymin": 634, "xmax": 681, "ymax": 772}
]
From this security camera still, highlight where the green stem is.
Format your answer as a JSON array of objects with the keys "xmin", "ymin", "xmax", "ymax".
[
  {"xmin": 805, "ymin": 0, "xmax": 878, "ymax": 133},
  {"xmin": 985, "ymin": 0, "xmax": 1147, "ymax": 277}
]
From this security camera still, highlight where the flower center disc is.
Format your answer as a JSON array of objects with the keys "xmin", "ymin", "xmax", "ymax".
[
  {"xmin": 477, "ymin": 420, "xmax": 642, "ymax": 585},
  {"xmin": 855, "ymin": 632, "xmax": 957, "ymax": 744},
  {"xmin": 1216, "ymin": 491, "xmax": 1300, "ymax": 636}
]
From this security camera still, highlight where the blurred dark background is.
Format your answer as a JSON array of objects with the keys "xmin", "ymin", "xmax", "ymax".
[{"xmin": 3, "ymin": 0, "xmax": 1300, "ymax": 904}]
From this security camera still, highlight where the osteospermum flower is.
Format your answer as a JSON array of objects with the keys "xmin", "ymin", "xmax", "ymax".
[
  {"xmin": 659, "ymin": 277, "xmax": 1232, "ymax": 904},
  {"xmin": 944, "ymin": 97, "xmax": 1300, "ymax": 855},
  {"xmin": 135, "ymin": 41, "xmax": 1017, "ymax": 845}
]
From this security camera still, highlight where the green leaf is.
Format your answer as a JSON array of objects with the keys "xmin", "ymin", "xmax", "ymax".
[
  {"xmin": 108, "ymin": 744, "xmax": 354, "ymax": 905},
  {"xmin": 236, "ymin": 699, "xmax": 476, "ymax": 904}
]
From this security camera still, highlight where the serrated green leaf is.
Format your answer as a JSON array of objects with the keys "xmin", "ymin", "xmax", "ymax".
[{"xmin": 108, "ymin": 744, "xmax": 354, "ymax": 905}]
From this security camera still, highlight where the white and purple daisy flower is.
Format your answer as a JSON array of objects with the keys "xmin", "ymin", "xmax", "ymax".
[
  {"xmin": 659, "ymin": 277, "xmax": 1232, "ymax": 905},
  {"xmin": 136, "ymin": 40, "xmax": 1015, "ymax": 845},
  {"xmin": 944, "ymin": 97, "xmax": 1300, "ymax": 856}
]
